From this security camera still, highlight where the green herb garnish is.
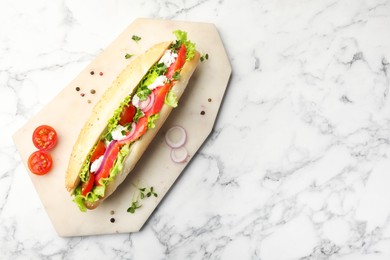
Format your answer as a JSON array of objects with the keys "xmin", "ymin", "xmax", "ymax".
[
  {"xmin": 133, "ymin": 108, "xmax": 144, "ymax": 123},
  {"xmin": 156, "ymin": 62, "xmax": 167, "ymax": 75},
  {"xmin": 146, "ymin": 186, "xmax": 158, "ymax": 197},
  {"xmin": 132, "ymin": 35, "xmax": 141, "ymax": 42},
  {"xmin": 127, "ymin": 186, "xmax": 158, "ymax": 214},
  {"xmin": 125, "ymin": 53, "xmax": 133, "ymax": 59},
  {"xmin": 172, "ymin": 71, "xmax": 181, "ymax": 81},
  {"xmin": 200, "ymin": 53, "xmax": 209, "ymax": 62},
  {"xmin": 127, "ymin": 201, "xmax": 141, "ymax": 213},
  {"xmin": 105, "ymin": 132, "xmax": 113, "ymax": 142},
  {"xmin": 137, "ymin": 87, "xmax": 152, "ymax": 101}
]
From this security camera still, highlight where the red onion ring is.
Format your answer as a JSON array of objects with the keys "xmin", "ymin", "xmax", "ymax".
[
  {"xmin": 139, "ymin": 95, "xmax": 151, "ymax": 110},
  {"xmin": 94, "ymin": 141, "xmax": 116, "ymax": 175},
  {"xmin": 118, "ymin": 122, "xmax": 137, "ymax": 143},
  {"xmin": 170, "ymin": 147, "xmax": 188, "ymax": 163},
  {"xmin": 165, "ymin": 126, "xmax": 186, "ymax": 148},
  {"xmin": 142, "ymin": 92, "xmax": 156, "ymax": 113},
  {"xmin": 127, "ymin": 122, "xmax": 136, "ymax": 137}
]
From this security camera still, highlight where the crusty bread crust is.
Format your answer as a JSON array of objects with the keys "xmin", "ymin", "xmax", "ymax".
[
  {"xmin": 65, "ymin": 41, "xmax": 200, "ymax": 210},
  {"xmin": 84, "ymin": 51, "xmax": 200, "ymax": 209},
  {"xmin": 65, "ymin": 41, "xmax": 172, "ymax": 192}
]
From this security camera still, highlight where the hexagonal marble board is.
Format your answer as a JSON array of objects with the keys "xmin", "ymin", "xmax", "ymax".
[{"xmin": 13, "ymin": 18, "xmax": 231, "ymax": 237}]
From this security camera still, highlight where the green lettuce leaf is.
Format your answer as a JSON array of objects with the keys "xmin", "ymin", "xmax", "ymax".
[
  {"xmin": 133, "ymin": 108, "xmax": 144, "ymax": 123},
  {"xmin": 107, "ymin": 95, "xmax": 132, "ymax": 134},
  {"xmin": 147, "ymin": 114, "xmax": 160, "ymax": 129},
  {"xmin": 73, "ymin": 190, "xmax": 87, "ymax": 212},
  {"xmin": 79, "ymin": 155, "xmax": 91, "ymax": 182},
  {"xmin": 72, "ymin": 185, "xmax": 101, "ymax": 212},
  {"xmin": 173, "ymin": 30, "xmax": 196, "ymax": 61},
  {"xmin": 165, "ymin": 90, "xmax": 178, "ymax": 108},
  {"xmin": 142, "ymin": 70, "xmax": 158, "ymax": 88},
  {"xmin": 93, "ymin": 185, "xmax": 105, "ymax": 197},
  {"xmin": 173, "ymin": 30, "xmax": 187, "ymax": 45}
]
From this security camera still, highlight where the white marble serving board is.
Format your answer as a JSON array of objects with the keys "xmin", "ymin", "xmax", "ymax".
[{"xmin": 12, "ymin": 18, "xmax": 231, "ymax": 237}]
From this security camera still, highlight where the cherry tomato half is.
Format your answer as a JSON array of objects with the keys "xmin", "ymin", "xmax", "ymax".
[
  {"xmin": 119, "ymin": 104, "xmax": 136, "ymax": 126},
  {"xmin": 28, "ymin": 151, "xmax": 53, "ymax": 175},
  {"xmin": 32, "ymin": 125, "xmax": 58, "ymax": 151},
  {"xmin": 90, "ymin": 140, "xmax": 106, "ymax": 163}
]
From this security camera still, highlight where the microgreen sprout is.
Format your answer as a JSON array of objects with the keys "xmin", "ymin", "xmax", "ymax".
[
  {"xmin": 127, "ymin": 186, "xmax": 158, "ymax": 214},
  {"xmin": 200, "ymin": 53, "xmax": 209, "ymax": 62}
]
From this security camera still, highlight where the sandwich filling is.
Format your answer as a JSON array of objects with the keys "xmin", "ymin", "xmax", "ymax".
[{"xmin": 72, "ymin": 30, "xmax": 196, "ymax": 211}]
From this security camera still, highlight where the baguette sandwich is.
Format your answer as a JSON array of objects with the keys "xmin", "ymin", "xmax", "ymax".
[{"xmin": 65, "ymin": 30, "xmax": 200, "ymax": 211}]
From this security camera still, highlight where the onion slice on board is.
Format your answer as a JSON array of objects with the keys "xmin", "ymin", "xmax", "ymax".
[
  {"xmin": 171, "ymin": 146, "xmax": 188, "ymax": 163},
  {"xmin": 165, "ymin": 126, "xmax": 186, "ymax": 148}
]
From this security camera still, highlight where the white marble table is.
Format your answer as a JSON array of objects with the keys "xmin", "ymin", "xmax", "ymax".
[{"xmin": 1, "ymin": 0, "xmax": 390, "ymax": 259}]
